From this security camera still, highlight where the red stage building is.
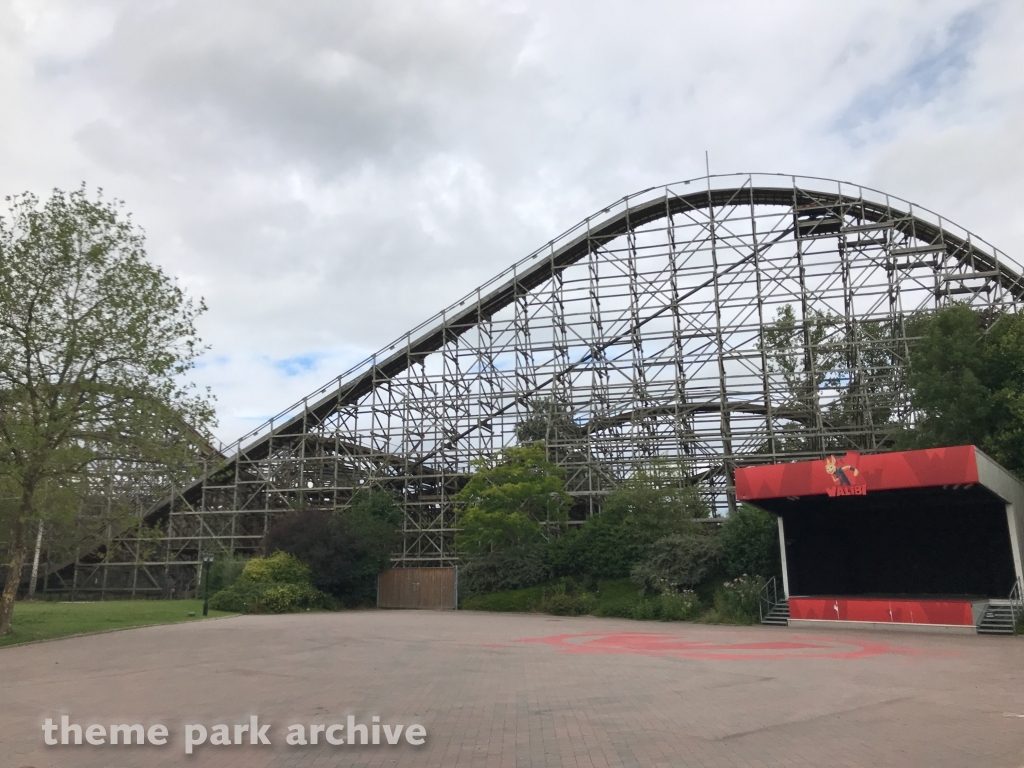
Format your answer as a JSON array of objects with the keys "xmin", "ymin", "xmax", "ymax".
[{"xmin": 734, "ymin": 446, "xmax": 1024, "ymax": 634}]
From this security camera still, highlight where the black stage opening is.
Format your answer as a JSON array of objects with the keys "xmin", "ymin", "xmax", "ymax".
[{"xmin": 759, "ymin": 486, "xmax": 1017, "ymax": 598}]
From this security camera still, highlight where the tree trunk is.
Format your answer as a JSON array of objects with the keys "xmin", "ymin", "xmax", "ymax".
[
  {"xmin": 0, "ymin": 544, "xmax": 27, "ymax": 636},
  {"xmin": 28, "ymin": 521, "xmax": 44, "ymax": 599},
  {"xmin": 1, "ymin": 493, "xmax": 32, "ymax": 636}
]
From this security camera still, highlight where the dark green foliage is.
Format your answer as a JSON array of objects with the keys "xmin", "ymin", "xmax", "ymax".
[
  {"xmin": 548, "ymin": 514, "xmax": 642, "ymax": 579},
  {"xmin": 541, "ymin": 591, "xmax": 592, "ymax": 616},
  {"xmin": 630, "ymin": 533, "xmax": 722, "ymax": 594},
  {"xmin": 718, "ymin": 504, "xmax": 781, "ymax": 579},
  {"xmin": 463, "ymin": 577, "xmax": 702, "ymax": 622},
  {"xmin": 458, "ymin": 544, "xmax": 551, "ymax": 597},
  {"xmin": 901, "ymin": 306, "xmax": 1024, "ymax": 475},
  {"xmin": 514, "ymin": 399, "xmax": 586, "ymax": 446},
  {"xmin": 263, "ymin": 490, "xmax": 402, "ymax": 605},
  {"xmin": 712, "ymin": 574, "xmax": 765, "ymax": 623},
  {"xmin": 550, "ymin": 470, "xmax": 707, "ymax": 579},
  {"xmin": 459, "ymin": 585, "xmax": 546, "ymax": 612},
  {"xmin": 206, "ymin": 555, "xmax": 248, "ymax": 594}
]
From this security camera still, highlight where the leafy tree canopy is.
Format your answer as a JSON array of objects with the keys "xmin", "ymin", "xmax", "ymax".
[
  {"xmin": 0, "ymin": 186, "xmax": 214, "ymax": 635},
  {"xmin": 900, "ymin": 305, "xmax": 1024, "ymax": 475},
  {"xmin": 264, "ymin": 489, "xmax": 403, "ymax": 605},
  {"xmin": 549, "ymin": 466, "xmax": 707, "ymax": 579},
  {"xmin": 718, "ymin": 504, "xmax": 781, "ymax": 579},
  {"xmin": 454, "ymin": 444, "xmax": 571, "ymax": 555}
]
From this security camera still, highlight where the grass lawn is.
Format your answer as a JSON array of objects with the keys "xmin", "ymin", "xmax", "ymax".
[{"xmin": 0, "ymin": 599, "xmax": 236, "ymax": 648}]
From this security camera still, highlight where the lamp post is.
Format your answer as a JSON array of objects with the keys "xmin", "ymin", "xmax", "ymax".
[{"xmin": 201, "ymin": 551, "xmax": 215, "ymax": 616}]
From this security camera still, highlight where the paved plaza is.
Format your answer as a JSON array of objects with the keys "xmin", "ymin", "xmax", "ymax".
[{"xmin": 1, "ymin": 609, "xmax": 1023, "ymax": 768}]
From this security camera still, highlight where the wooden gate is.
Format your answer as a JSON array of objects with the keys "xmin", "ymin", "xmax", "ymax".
[{"xmin": 377, "ymin": 567, "xmax": 457, "ymax": 610}]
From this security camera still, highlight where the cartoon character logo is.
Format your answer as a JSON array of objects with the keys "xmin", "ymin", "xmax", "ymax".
[
  {"xmin": 824, "ymin": 453, "xmax": 866, "ymax": 496},
  {"xmin": 825, "ymin": 455, "xmax": 859, "ymax": 485}
]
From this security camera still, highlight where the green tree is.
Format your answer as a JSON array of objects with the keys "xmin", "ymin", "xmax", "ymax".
[
  {"xmin": 550, "ymin": 466, "xmax": 707, "ymax": 579},
  {"xmin": 630, "ymin": 533, "xmax": 722, "ymax": 594},
  {"xmin": 901, "ymin": 305, "xmax": 1024, "ymax": 475},
  {"xmin": 264, "ymin": 489, "xmax": 403, "ymax": 605},
  {"xmin": 718, "ymin": 504, "xmax": 781, "ymax": 579},
  {"xmin": 455, "ymin": 444, "xmax": 571, "ymax": 555},
  {"xmin": 0, "ymin": 186, "xmax": 214, "ymax": 636}
]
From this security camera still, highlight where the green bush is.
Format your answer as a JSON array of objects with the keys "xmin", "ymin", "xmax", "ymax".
[
  {"xmin": 207, "ymin": 555, "xmax": 248, "ymax": 594},
  {"xmin": 712, "ymin": 574, "xmax": 765, "ymax": 623},
  {"xmin": 208, "ymin": 552, "xmax": 329, "ymax": 614},
  {"xmin": 630, "ymin": 598, "xmax": 658, "ymax": 620},
  {"xmin": 630, "ymin": 533, "xmax": 721, "ymax": 595},
  {"xmin": 263, "ymin": 491, "xmax": 403, "ymax": 606},
  {"xmin": 242, "ymin": 551, "xmax": 312, "ymax": 585},
  {"xmin": 208, "ymin": 580, "xmax": 328, "ymax": 614},
  {"xmin": 593, "ymin": 598, "xmax": 637, "ymax": 618},
  {"xmin": 460, "ymin": 585, "xmax": 545, "ymax": 612},
  {"xmin": 719, "ymin": 505, "xmax": 781, "ymax": 579},
  {"xmin": 657, "ymin": 591, "xmax": 702, "ymax": 621},
  {"xmin": 459, "ymin": 544, "xmax": 551, "ymax": 597},
  {"xmin": 542, "ymin": 592, "xmax": 592, "ymax": 616},
  {"xmin": 627, "ymin": 592, "xmax": 701, "ymax": 622},
  {"xmin": 549, "ymin": 471, "xmax": 708, "ymax": 580}
]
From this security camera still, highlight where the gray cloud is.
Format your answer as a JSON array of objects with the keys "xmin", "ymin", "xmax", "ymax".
[{"xmin": 1, "ymin": 0, "xmax": 1021, "ymax": 442}]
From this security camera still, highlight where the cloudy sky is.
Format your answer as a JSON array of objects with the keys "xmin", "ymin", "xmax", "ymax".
[{"xmin": 1, "ymin": 0, "xmax": 1022, "ymax": 445}]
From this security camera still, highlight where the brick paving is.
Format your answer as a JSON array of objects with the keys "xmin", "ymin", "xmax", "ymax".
[{"xmin": 1, "ymin": 610, "xmax": 1023, "ymax": 768}]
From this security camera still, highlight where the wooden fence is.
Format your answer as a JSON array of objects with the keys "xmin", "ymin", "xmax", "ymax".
[{"xmin": 377, "ymin": 567, "xmax": 457, "ymax": 610}]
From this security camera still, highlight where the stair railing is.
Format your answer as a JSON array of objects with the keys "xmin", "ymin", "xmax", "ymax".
[
  {"xmin": 758, "ymin": 575, "xmax": 779, "ymax": 623},
  {"xmin": 1011, "ymin": 578, "xmax": 1024, "ymax": 633}
]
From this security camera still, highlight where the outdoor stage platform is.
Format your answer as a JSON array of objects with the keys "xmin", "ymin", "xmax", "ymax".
[{"xmin": 734, "ymin": 446, "xmax": 1024, "ymax": 634}]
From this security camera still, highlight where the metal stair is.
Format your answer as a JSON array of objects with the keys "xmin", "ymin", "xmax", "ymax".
[
  {"xmin": 761, "ymin": 599, "xmax": 789, "ymax": 626},
  {"xmin": 977, "ymin": 601, "xmax": 1016, "ymax": 635},
  {"xmin": 758, "ymin": 577, "xmax": 789, "ymax": 626}
]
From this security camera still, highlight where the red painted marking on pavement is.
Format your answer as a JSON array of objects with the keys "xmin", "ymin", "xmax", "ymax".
[{"xmin": 515, "ymin": 631, "xmax": 920, "ymax": 660}]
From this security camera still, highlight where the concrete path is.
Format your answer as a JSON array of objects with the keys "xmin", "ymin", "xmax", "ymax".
[{"xmin": 1, "ymin": 610, "xmax": 1023, "ymax": 767}]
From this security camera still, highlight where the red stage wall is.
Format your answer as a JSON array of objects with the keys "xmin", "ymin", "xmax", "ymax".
[
  {"xmin": 788, "ymin": 597, "xmax": 975, "ymax": 626},
  {"xmin": 735, "ymin": 446, "xmax": 979, "ymax": 502}
]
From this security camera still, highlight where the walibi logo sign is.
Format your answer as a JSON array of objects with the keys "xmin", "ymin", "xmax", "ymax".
[{"xmin": 824, "ymin": 454, "xmax": 867, "ymax": 497}]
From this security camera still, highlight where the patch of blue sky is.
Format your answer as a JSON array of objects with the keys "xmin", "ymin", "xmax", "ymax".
[
  {"xmin": 191, "ymin": 354, "xmax": 230, "ymax": 371},
  {"xmin": 831, "ymin": 7, "xmax": 987, "ymax": 139},
  {"xmin": 272, "ymin": 352, "xmax": 325, "ymax": 377}
]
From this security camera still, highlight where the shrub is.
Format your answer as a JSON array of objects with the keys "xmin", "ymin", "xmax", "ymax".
[
  {"xmin": 630, "ymin": 533, "xmax": 722, "ymax": 595},
  {"xmin": 207, "ymin": 555, "xmax": 248, "ymax": 594},
  {"xmin": 208, "ymin": 552, "xmax": 330, "ymax": 614},
  {"xmin": 630, "ymin": 598, "xmax": 659, "ymax": 620},
  {"xmin": 718, "ymin": 505, "xmax": 781, "ymax": 579},
  {"xmin": 657, "ymin": 591, "xmax": 702, "ymax": 621},
  {"xmin": 539, "ymin": 579, "xmax": 594, "ymax": 616},
  {"xmin": 460, "ymin": 585, "xmax": 545, "ymax": 612},
  {"xmin": 549, "ymin": 472, "xmax": 708, "ymax": 580},
  {"xmin": 548, "ymin": 515, "xmax": 644, "ymax": 579},
  {"xmin": 458, "ymin": 544, "xmax": 551, "ymax": 597},
  {"xmin": 594, "ymin": 598, "xmax": 637, "ymax": 618},
  {"xmin": 264, "ymin": 490, "xmax": 402, "ymax": 605},
  {"xmin": 242, "ymin": 551, "xmax": 311, "ymax": 585},
  {"xmin": 207, "ymin": 579, "xmax": 328, "ymax": 613},
  {"xmin": 713, "ymin": 574, "xmax": 765, "ymax": 623},
  {"xmin": 542, "ymin": 592, "xmax": 591, "ymax": 616}
]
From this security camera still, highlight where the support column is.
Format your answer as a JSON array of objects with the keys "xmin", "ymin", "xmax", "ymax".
[
  {"xmin": 777, "ymin": 515, "xmax": 791, "ymax": 598},
  {"xmin": 1007, "ymin": 504, "xmax": 1024, "ymax": 587}
]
